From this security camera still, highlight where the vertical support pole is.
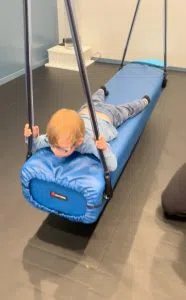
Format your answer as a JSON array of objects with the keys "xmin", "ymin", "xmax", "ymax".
[
  {"xmin": 162, "ymin": 0, "xmax": 167, "ymax": 88},
  {"xmin": 120, "ymin": 0, "xmax": 141, "ymax": 69},
  {"xmin": 64, "ymin": 0, "xmax": 113, "ymax": 199},
  {"xmin": 23, "ymin": 0, "xmax": 35, "ymax": 159}
]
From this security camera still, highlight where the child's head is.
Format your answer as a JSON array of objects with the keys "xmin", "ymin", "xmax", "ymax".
[{"xmin": 46, "ymin": 109, "xmax": 85, "ymax": 157}]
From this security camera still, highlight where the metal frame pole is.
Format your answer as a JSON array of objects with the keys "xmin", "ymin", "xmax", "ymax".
[
  {"xmin": 23, "ymin": 0, "xmax": 34, "ymax": 159},
  {"xmin": 163, "ymin": 0, "xmax": 167, "ymax": 83},
  {"xmin": 120, "ymin": 0, "xmax": 141, "ymax": 69},
  {"xmin": 64, "ymin": 0, "xmax": 113, "ymax": 199}
]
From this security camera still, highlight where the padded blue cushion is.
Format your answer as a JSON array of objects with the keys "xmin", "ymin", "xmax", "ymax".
[
  {"xmin": 20, "ymin": 62, "xmax": 164, "ymax": 223},
  {"xmin": 133, "ymin": 59, "xmax": 164, "ymax": 68}
]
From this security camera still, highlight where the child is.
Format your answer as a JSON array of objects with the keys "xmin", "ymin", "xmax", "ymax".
[{"xmin": 24, "ymin": 87, "xmax": 150, "ymax": 172}]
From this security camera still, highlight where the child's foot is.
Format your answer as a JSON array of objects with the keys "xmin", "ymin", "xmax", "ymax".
[
  {"xmin": 100, "ymin": 86, "xmax": 109, "ymax": 97},
  {"xmin": 142, "ymin": 95, "xmax": 151, "ymax": 105}
]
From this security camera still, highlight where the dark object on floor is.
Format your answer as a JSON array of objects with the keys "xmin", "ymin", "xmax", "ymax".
[{"xmin": 162, "ymin": 163, "xmax": 186, "ymax": 220}]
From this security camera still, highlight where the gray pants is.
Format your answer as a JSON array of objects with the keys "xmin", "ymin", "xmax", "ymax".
[{"xmin": 79, "ymin": 89, "xmax": 148, "ymax": 128}]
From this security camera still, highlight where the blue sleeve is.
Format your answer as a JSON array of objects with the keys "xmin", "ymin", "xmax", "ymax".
[
  {"xmin": 25, "ymin": 134, "xmax": 50, "ymax": 151},
  {"xmin": 76, "ymin": 136, "xmax": 117, "ymax": 172},
  {"xmin": 102, "ymin": 144, "xmax": 118, "ymax": 172},
  {"xmin": 33, "ymin": 134, "xmax": 50, "ymax": 151}
]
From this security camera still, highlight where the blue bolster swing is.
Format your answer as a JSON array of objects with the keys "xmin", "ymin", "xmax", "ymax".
[
  {"xmin": 21, "ymin": 62, "xmax": 164, "ymax": 223},
  {"xmin": 20, "ymin": 0, "xmax": 167, "ymax": 223}
]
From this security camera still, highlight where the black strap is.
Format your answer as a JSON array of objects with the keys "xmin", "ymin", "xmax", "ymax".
[
  {"xmin": 64, "ymin": 0, "xmax": 113, "ymax": 199},
  {"xmin": 120, "ymin": 0, "xmax": 167, "ymax": 78},
  {"xmin": 163, "ymin": 0, "xmax": 167, "ymax": 79},
  {"xmin": 120, "ymin": 0, "xmax": 141, "ymax": 69},
  {"xmin": 23, "ymin": 0, "xmax": 34, "ymax": 160}
]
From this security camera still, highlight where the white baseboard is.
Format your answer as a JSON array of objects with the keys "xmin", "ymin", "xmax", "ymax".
[
  {"xmin": 0, "ymin": 58, "xmax": 48, "ymax": 86},
  {"xmin": 92, "ymin": 57, "xmax": 186, "ymax": 72},
  {"xmin": 2, "ymin": 56, "xmax": 185, "ymax": 87}
]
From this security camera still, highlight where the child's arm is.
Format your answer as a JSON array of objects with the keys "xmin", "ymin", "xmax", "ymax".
[
  {"xmin": 95, "ymin": 136, "xmax": 117, "ymax": 172},
  {"xmin": 99, "ymin": 144, "xmax": 117, "ymax": 172},
  {"xmin": 24, "ymin": 124, "xmax": 50, "ymax": 151},
  {"xmin": 77, "ymin": 135, "xmax": 117, "ymax": 172},
  {"xmin": 32, "ymin": 134, "xmax": 50, "ymax": 151}
]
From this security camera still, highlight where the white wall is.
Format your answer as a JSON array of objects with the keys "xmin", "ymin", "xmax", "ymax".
[
  {"xmin": 57, "ymin": 0, "xmax": 69, "ymax": 41},
  {"xmin": 57, "ymin": 0, "xmax": 186, "ymax": 68},
  {"xmin": 57, "ymin": 0, "xmax": 80, "ymax": 42}
]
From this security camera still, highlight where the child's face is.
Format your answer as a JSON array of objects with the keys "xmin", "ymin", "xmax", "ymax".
[{"xmin": 51, "ymin": 136, "xmax": 83, "ymax": 158}]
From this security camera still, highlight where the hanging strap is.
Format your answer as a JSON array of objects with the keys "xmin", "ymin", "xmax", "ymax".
[
  {"xmin": 163, "ymin": 0, "xmax": 167, "ymax": 82},
  {"xmin": 120, "ymin": 0, "xmax": 141, "ymax": 69},
  {"xmin": 120, "ymin": 0, "xmax": 168, "ymax": 80},
  {"xmin": 64, "ymin": 0, "xmax": 113, "ymax": 199},
  {"xmin": 23, "ymin": 0, "xmax": 35, "ymax": 160}
]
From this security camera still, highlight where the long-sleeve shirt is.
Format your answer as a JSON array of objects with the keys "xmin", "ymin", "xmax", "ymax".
[{"xmin": 30, "ymin": 115, "xmax": 118, "ymax": 172}]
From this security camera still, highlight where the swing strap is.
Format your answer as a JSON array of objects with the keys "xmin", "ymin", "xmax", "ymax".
[
  {"xmin": 120, "ymin": 0, "xmax": 167, "ymax": 80},
  {"xmin": 163, "ymin": 0, "xmax": 167, "ymax": 79},
  {"xmin": 64, "ymin": 0, "xmax": 113, "ymax": 199},
  {"xmin": 23, "ymin": 0, "xmax": 34, "ymax": 160},
  {"xmin": 120, "ymin": 0, "xmax": 141, "ymax": 69}
]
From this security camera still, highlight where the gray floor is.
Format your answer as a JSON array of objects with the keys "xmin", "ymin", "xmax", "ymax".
[{"xmin": 1, "ymin": 62, "xmax": 186, "ymax": 300}]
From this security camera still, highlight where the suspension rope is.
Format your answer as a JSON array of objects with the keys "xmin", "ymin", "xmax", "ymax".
[
  {"xmin": 23, "ymin": 0, "xmax": 34, "ymax": 160},
  {"xmin": 64, "ymin": 0, "xmax": 113, "ymax": 199}
]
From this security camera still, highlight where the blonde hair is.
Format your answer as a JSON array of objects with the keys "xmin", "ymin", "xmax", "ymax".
[{"xmin": 46, "ymin": 109, "xmax": 85, "ymax": 146}]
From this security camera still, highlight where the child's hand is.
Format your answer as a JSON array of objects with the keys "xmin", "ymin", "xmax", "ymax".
[
  {"xmin": 95, "ymin": 136, "xmax": 108, "ymax": 151},
  {"xmin": 24, "ymin": 123, "xmax": 39, "ymax": 138}
]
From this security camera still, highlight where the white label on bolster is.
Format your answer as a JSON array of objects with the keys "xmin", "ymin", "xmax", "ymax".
[{"xmin": 50, "ymin": 192, "xmax": 67, "ymax": 201}]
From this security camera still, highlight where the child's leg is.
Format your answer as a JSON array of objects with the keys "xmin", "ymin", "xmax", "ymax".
[
  {"xmin": 92, "ymin": 88, "xmax": 105, "ymax": 103},
  {"xmin": 79, "ymin": 88, "xmax": 107, "ymax": 112},
  {"xmin": 111, "ymin": 96, "xmax": 150, "ymax": 127}
]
